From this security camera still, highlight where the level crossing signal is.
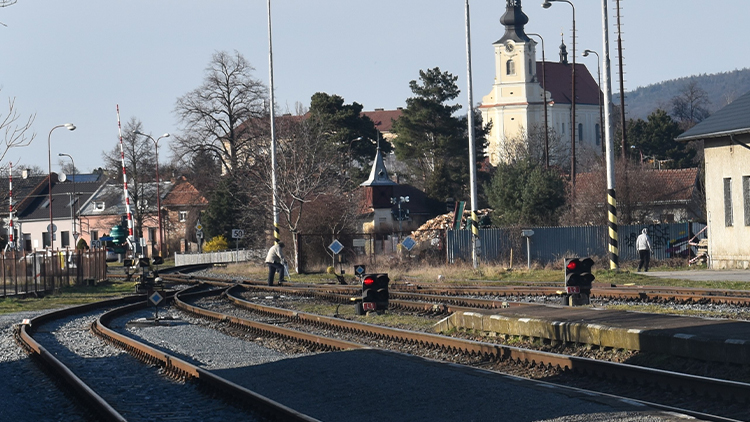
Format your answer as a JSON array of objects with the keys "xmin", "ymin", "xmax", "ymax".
[
  {"xmin": 357, "ymin": 273, "xmax": 389, "ymax": 315},
  {"xmin": 563, "ymin": 257, "xmax": 595, "ymax": 306}
]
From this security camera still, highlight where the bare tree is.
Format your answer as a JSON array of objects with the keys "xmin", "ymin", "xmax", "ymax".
[
  {"xmin": 496, "ymin": 124, "xmax": 567, "ymax": 168},
  {"xmin": 173, "ymin": 50, "xmax": 267, "ymax": 178},
  {"xmin": 0, "ymin": 95, "xmax": 35, "ymax": 164},
  {"xmin": 244, "ymin": 115, "xmax": 344, "ymax": 272},
  {"xmin": 671, "ymin": 81, "xmax": 711, "ymax": 131}
]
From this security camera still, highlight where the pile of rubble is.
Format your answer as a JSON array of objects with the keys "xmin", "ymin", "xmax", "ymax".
[{"xmin": 411, "ymin": 208, "xmax": 493, "ymax": 242}]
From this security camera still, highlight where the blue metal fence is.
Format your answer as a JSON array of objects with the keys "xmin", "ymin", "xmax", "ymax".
[{"xmin": 447, "ymin": 222, "xmax": 706, "ymax": 264}]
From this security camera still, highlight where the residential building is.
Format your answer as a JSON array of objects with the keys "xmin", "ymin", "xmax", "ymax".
[{"xmin": 676, "ymin": 90, "xmax": 750, "ymax": 269}]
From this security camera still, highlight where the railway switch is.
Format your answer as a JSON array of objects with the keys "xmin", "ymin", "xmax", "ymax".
[
  {"xmin": 357, "ymin": 273, "xmax": 389, "ymax": 315},
  {"xmin": 563, "ymin": 257, "xmax": 595, "ymax": 306}
]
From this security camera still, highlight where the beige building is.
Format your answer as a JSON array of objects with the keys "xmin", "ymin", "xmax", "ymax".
[
  {"xmin": 677, "ymin": 90, "xmax": 750, "ymax": 269},
  {"xmin": 480, "ymin": 0, "xmax": 602, "ymax": 165}
]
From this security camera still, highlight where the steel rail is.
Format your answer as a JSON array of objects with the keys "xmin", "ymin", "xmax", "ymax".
[
  {"xmin": 15, "ymin": 297, "xmax": 143, "ymax": 422},
  {"xmin": 198, "ymin": 284, "xmax": 750, "ymax": 405},
  {"xmin": 91, "ymin": 291, "xmax": 323, "ymax": 422}
]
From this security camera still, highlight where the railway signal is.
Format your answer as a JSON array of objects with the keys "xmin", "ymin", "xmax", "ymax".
[
  {"xmin": 563, "ymin": 257, "xmax": 595, "ymax": 306},
  {"xmin": 357, "ymin": 273, "xmax": 389, "ymax": 315}
]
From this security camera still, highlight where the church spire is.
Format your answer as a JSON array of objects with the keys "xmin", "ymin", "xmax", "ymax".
[
  {"xmin": 360, "ymin": 145, "xmax": 397, "ymax": 187},
  {"xmin": 498, "ymin": 0, "xmax": 530, "ymax": 44},
  {"xmin": 559, "ymin": 32, "xmax": 569, "ymax": 64}
]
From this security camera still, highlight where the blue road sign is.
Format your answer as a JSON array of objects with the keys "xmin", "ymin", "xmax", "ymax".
[
  {"xmin": 401, "ymin": 236, "xmax": 416, "ymax": 251},
  {"xmin": 328, "ymin": 239, "xmax": 344, "ymax": 255}
]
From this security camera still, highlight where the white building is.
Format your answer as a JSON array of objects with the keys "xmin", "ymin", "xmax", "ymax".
[{"xmin": 480, "ymin": 0, "xmax": 603, "ymax": 166}]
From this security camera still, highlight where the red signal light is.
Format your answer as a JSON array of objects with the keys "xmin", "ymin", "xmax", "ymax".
[
  {"xmin": 566, "ymin": 261, "xmax": 577, "ymax": 270},
  {"xmin": 363, "ymin": 277, "xmax": 375, "ymax": 286}
]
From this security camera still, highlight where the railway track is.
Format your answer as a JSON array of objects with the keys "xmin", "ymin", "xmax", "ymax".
[
  {"xmin": 170, "ymin": 281, "xmax": 750, "ymax": 421},
  {"xmin": 14, "ymin": 266, "xmax": 320, "ymax": 422}
]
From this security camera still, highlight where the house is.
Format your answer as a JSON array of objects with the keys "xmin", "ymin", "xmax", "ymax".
[
  {"xmin": 358, "ymin": 146, "xmax": 440, "ymax": 236},
  {"xmin": 480, "ymin": 0, "xmax": 603, "ymax": 165},
  {"xmin": 160, "ymin": 177, "xmax": 208, "ymax": 253},
  {"xmin": 676, "ymin": 90, "xmax": 750, "ymax": 269},
  {"xmin": 3, "ymin": 172, "xmax": 106, "ymax": 252},
  {"xmin": 78, "ymin": 179, "xmax": 173, "ymax": 256},
  {"xmin": 575, "ymin": 168, "xmax": 703, "ymax": 225}
]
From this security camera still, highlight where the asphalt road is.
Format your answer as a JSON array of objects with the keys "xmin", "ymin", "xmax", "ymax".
[{"xmin": 640, "ymin": 270, "xmax": 750, "ymax": 282}]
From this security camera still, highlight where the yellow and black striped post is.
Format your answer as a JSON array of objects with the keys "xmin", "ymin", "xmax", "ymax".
[
  {"xmin": 470, "ymin": 210, "xmax": 480, "ymax": 265},
  {"xmin": 607, "ymin": 189, "xmax": 619, "ymax": 269},
  {"xmin": 274, "ymin": 221, "xmax": 280, "ymax": 244}
]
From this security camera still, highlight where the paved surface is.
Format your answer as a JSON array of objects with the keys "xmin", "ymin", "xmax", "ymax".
[{"xmin": 639, "ymin": 270, "xmax": 750, "ymax": 282}]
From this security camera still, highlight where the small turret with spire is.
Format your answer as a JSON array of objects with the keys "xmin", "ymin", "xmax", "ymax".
[
  {"xmin": 559, "ymin": 32, "xmax": 569, "ymax": 64},
  {"xmin": 361, "ymin": 144, "xmax": 396, "ymax": 209},
  {"xmin": 498, "ymin": 0, "xmax": 530, "ymax": 44}
]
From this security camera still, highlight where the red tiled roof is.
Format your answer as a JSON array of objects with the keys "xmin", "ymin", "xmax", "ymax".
[
  {"xmin": 162, "ymin": 179, "xmax": 208, "ymax": 207},
  {"xmin": 576, "ymin": 168, "xmax": 699, "ymax": 203},
  {"xmin": 361, "ymin": 109, "xmax": 403, "ymax": 133},
  {"xmin": 536, "ymin": 61, "xmax": 602, "ymax": 106}
]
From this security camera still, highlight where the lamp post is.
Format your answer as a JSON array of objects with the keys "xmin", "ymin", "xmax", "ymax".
[
  {"xmin": 528, "ymin": 32, "xmax": 549, "ymax": 168},
  {"xmin": 543, "ymin": 0, "xmax": 576, "ymax": 184},
  {"xmin": 134, "ymin": 130, "xmax": 170, "ymax": 257},
  {"xmin": 48, "ymin": 123, "xmax": 76, "ymax": 249},
  {"xmin": 583, "ymin": 49, "xmax": 604, "ymax": 154},
  {"xmin": 58, "ymin": 153, "xmax": 77, "ymax": 246}
]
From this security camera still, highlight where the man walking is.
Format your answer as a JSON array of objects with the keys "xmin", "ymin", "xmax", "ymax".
[
  {"xmin": 636, "ymin": 229, "xmax": 653, "ymax": 272},
  {"xmin": 265, "ymin": 242, "xmax": 286, "ymax": 286}
]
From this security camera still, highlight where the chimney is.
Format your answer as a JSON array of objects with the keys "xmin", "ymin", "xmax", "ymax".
[{"xmin": 22, "ymin": 169, "xmax": 31, "ymax": 179}]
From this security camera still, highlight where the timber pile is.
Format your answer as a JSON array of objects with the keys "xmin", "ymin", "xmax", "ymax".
[{"xmin": 411, "ymin": 208, "xmax": 493, "ymax": 242}]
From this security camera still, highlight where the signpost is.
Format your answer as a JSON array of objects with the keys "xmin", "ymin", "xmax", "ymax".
[
  {"xmin": 232, "ymin": 229, "xmax": 244, "ymax": 262},
  {"xmin": 328, "ymin": 239, "xmax": 344, "ymax": 272}
]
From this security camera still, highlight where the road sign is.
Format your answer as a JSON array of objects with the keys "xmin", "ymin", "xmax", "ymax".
[
  {"xmin": 91, "ymin": 240, "xmax": 102, "ymax": 248},
  {"xmin": 328, "ymin": 239, "xmax": 344, "ymax": 255},
  {"xmin": 401, "ymin": 236, "xmax": 416, "ymax": 251},
  {"xmin": 47, "ymin": 224, "xmax": 57, "ymax": 233},
  {"xmin": 232, "ymin": 229, "xmax": 244, "ymax": 239},
  {"xmin": 354, "ymin": 265, "xmax": 366, "ymax": 276},
  {"xmin": 99, "ymin": 236, "xmax": 113, "ymax": 241},
  {"xmin": 195, "ymin": 220, "xmax": 203, "ymax": 231},
  {"xmin": 196, "ymin": 230, "xmax": 204, "ymax": 239}
]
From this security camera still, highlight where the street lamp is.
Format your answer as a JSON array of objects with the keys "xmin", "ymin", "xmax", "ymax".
[
  {"xmin": 528, "ymin": 32, "xmax": 549, "ymax": 169},
  {"xmin": 48, "ymin": 123, "xmax": 75, "ymax": 249},
  {"xmin": 58, "ymin": 153, "xmax": 77, "ymax": 245},
  {"xmin": 134, "ymin": 130, "xmax": 170, "ymax": 257},
  {"xmin": 582, "ymin": 49, "xmax": 604, "ymax": 154},
  {"xmin": 543, "ymin": 0, "xmax": 576, "ymax": 184}
]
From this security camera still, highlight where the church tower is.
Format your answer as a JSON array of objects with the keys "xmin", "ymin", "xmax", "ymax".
[{"xmin": 480, "ymin": 0, "xmax": 549, "ymax": 165}]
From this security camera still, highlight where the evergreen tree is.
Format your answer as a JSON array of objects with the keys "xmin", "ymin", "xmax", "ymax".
[
  {"xmin": 202, "ymin": 177, "xmax": 248, "ymax": 243},
  {"xmin": 627, "ymin": 109, "xmax": 694, "ymax": 168},
  {"xmin": 392, "ymin": 67, "xmax": 487, "ymax": 202},
  {"xmin": 486, "ymin": 158, "xmax": 565, "ymax": 226}
]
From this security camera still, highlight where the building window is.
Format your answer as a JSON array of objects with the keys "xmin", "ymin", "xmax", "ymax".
[
  {"xmin": 506, "ymin": 59, "xmax": 515, "ymax": 75},
  {"xmin": 724, "ymin": 177, "xmax": 733, "ymax": 227},
  {"xmin": 744, "ymin": 176, "xmax": 750, "ymax": 226},
  {"xmin": 91, "ymin": 230, "xmax": 99, "ymax": 241},
  {"xmin": 179, "ymin": 211, "xmax": 188, "ymax": 222},
  {"xmin": 94, "ymin": 202, "xmax": 105, "ymax": 211},
  {"xmin": 149, "ymin": 227, "xmax": 157, "ymax": 244},
  {"xmin": 578, "ymin": 123, "xmax": 583, "ymax": 142},
  {"xmin": 595, "ymin": 124, "xmax": 601, "ymax": 146},
  {"xmin": 61, "ymin": 231, "xmax": 70, "ymax": 248},
  {"xmin": 42, "ymin": 232, "xmax": 51, "ymax": 248}
]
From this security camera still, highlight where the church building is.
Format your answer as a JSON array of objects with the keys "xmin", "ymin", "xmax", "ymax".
[{"xmin": 480, "ymin": 0, "xmax": 603, "ymax": 166}]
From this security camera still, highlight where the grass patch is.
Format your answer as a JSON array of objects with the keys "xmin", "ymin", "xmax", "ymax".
[{"xmin": 0, "ymin": 280, "xmax": 135, "ymax": 315}]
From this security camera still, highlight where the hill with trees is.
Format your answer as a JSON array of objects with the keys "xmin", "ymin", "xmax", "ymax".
[{"xmin": 616, "ymin": 68, "xmax": 750, "ymax": 120}]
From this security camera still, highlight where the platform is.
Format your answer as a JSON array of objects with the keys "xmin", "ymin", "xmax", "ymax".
[{"xmin": 435, "ymin": 304, "xmax": 750, "ymax": 365}]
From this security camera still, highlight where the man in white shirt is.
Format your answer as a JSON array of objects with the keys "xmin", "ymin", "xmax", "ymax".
[
  {"xmin": 636, "ymin": 229, "xmax": 653, "ymax": 272},
  {"xmin": 265, "ymin": 242, "xmax": 286, "ymax": 285}
]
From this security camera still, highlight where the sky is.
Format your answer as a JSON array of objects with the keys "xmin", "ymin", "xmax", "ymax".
[{"xmin": 1, "ymin": 0, "xmax": 748, "ymax": 174}]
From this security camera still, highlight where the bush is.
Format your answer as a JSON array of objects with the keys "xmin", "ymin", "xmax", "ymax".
[{"xmin": 204, "ymin": 235, "xmax": 229, "ymax": 252}]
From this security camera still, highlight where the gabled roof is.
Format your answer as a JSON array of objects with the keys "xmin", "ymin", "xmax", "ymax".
[
  {"xmin": 537, "ymin": 61, "xmax": 602, "ymax": 106},
  {"xmin": 361, "ymin": 109, "xmax": 403, "ymax": 133},
  {"xmin": 676, "ymin": 89, "xmax": 750, "ymax": 141},
  {"xmin": 0, "ymin": 174, "xmax": 48, "ymax": 216},
  {"xmin": 577, "ymin": 167, "xmax": 699, "ymax": 204},
  {"xmin": 162, "ymin": 178, "xmax": 207, "ymax": 207},
  {"xmin": 78, "ymin": 180, "xmax": 174, "ymax": 216},
  {"xmin": 15, "ymin": 173, "xmax": 107, "ymax": 222}
]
